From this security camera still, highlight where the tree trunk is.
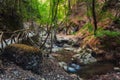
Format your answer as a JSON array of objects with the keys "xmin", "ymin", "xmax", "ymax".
[{"xmin": 92, "ymin": 0, "xmax": 97, "ymax": 35}]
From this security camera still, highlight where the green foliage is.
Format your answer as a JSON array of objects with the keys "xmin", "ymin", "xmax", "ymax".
[
  {"xmin": 29, "ymin": 0, "xmax": 68, "ymax": 24},
  {"xmin": 37, "ymin": 0, "xmax": 50, "ymax": 24},
  {"xmin": 85, "ymin": 0, "xmax": 115, "ymax": 22},
  {"xmin": 82, "ymin": 22, "xmax": 94, "ymax": 33},
  {"xmin": 21, "ymin": 0, "xmax": 41, "ymax": 21},
  {"xmin": 81, "ymin": 22, "xmax": 120, "ymax": 38},
  {"xmin": 85, "ymin": 0, "xmax": 93, "ymax": 17},
  {"xmin": 0, "ymin": 0, "xmax": 72, "ymax": 31},
  {"xmin": 96, "ymin": 29, "xmax": 120, "ymax": 37}
]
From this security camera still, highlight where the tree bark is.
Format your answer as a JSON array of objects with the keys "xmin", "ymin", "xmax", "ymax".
[{"xmin": 92, "ymin": 0, "xmax": 97, "ymax": 35}]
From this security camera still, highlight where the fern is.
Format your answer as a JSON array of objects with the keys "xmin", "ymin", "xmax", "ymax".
[{"xmin": 96, "ymin": 30, "xmax": 120, "ymax": 37}]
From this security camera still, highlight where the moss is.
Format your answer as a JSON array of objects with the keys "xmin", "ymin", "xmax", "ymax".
[
  {"xmin": 7, "ymin": 44, "xmax": 40, "ymax": 53},
  {"xmin": 3, "ymin": 44, "xmax": 42, "ymax": 72}
]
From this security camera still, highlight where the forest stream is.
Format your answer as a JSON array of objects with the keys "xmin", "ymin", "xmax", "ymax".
[
  {"xmin": 0, "ymin": 0, "xmax": 120, "ymax": 80},
  {"xmin": 0, "ymin": 34, "xmax": 120, "ymax": 80}
]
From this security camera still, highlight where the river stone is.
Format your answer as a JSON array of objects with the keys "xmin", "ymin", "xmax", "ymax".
[
  {"xmin": 72, "ymin": 48, "xmax": 97, "ymax": 64},
  {"xmin": 2, "ymin": 44, "xmax": 42, "ymax": 71}
]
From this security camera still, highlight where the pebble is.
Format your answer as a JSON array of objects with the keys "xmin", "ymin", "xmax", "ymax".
[
  {"xmin": 67, "ymin": 66, "xmax": 77, "ymax": 73},
  {"xmin": 70, "ymin": 63, "xmax": 81, "ymax": 70},
  {"xmin": 59, "ymin": 62, "xmax": 81, "ymax": 73}
]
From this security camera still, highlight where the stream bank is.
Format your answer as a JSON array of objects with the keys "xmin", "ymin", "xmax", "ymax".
[{"xmin": 0, "ymin": 34, "xmax": 120, "ymax": 80}]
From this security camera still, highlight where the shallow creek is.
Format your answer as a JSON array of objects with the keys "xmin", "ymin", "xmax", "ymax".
[
  {"xmin": 49, "ymin": 35, "xmax": 118, "ymax": 79},
  {"xmin": 0, "ymin": 34, "xmax": 119, "ymax": 79}
]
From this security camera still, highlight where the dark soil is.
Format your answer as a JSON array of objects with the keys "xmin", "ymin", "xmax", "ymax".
[{"xmin": 0, "ymin": 56, "xmax": 79, "ymax": 80}]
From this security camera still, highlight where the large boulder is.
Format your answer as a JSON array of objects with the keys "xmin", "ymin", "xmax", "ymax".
[{"xmin": 2, "ymin": 44, "xmax": 42, "ymax": 71}]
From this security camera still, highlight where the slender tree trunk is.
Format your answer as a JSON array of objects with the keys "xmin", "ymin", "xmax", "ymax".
[
  {"xmin": 68, "ymin": 0, "xmax": 71, "ymax": 15},
  {"xmin": 92, "ymin": 0, "xmax": 97, "ymax": 35}
]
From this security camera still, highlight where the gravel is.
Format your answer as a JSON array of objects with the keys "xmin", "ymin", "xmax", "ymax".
[
  {"xmin": 0, "ymin": 59, "xmax": 42, "ymax": 80},
  {"xmin": 0, "ymin": 57, "xmax": 79, "ymax": 80}
]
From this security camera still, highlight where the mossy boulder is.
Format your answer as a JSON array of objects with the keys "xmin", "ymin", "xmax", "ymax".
[{"xmin": 2, "ymin": 44, "xmax": 42, "ymax": 71}]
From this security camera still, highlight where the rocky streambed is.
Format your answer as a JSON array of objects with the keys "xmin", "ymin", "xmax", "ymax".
[
  {"xmin": 0, "ymin": 34, "xmax": 120, "ymax": 80},
  {"xmin": 0, "ymin": 43, "xmax": 79, "ymax": 80}
]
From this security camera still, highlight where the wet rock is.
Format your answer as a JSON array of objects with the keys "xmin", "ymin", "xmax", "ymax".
[
  {"xmin": 69, "ymin": 63, "xmax": 81, "ymax": 70},
  {"xmin": 59, "ymin": 62, "xmax": 81, "ymax": 73},
  {"xmin": 72, "ymin": 48, "xmax": 97, "ymax": 64},
  {"xmin": 2, "ymin": 44, "xmax": 42, "ymax": 72}
]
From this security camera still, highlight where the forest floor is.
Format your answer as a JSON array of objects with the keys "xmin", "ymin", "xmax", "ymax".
[{"xmin": 0, "ymin": 34, "xmax": 120, "ymax": 80}]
